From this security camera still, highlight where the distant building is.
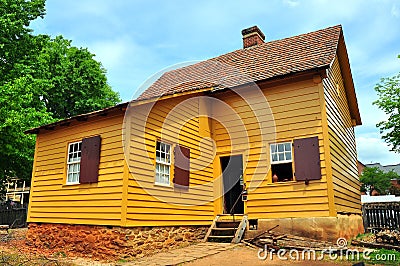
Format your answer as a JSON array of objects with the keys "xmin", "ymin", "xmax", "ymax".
[
  {"xmin": 365, "ymin": 163, "xmax": 400, "ymax": 175},
  {"xmin": 365, "ymin": 163, "xmax": 400, "ymax": 189},
  {"xmin": 357, "ymin": 160, "xmax": 366, "ymax": 176},
  {"xmin": 5, "ymin": 178, "xmax": 30, "ymax": 206}
]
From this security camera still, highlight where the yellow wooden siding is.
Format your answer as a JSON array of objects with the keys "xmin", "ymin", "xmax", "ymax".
[
  {"xmin": 324, "ymin": 56, "xmax": 361, "ymax": 214},
  {"xmin": 28, "ymin": 75, "xmax": 348, "ymax": 227},
  {"xmin": 28, "ymin": 113, "xmax": 125, "ymax": 226},
  {"xmin": 212, "ymin": 80, "xmax": 331, "ymax": 219},
  {"xmin": 126, "ymin": 95, "xmax": 215, "ymax": 226}
]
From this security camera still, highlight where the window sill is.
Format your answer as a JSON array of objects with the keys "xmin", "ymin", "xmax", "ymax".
[
  {"xmin": 269, "ymin": 180, "xmax": 297, "ymax": 186},
  {"xmin": 154, "ymin": 182, "xmax": 172, "ymax": 188},
  {"xmin": 65, "ymin": 182, "xmax": 80, "ymax": 186}
]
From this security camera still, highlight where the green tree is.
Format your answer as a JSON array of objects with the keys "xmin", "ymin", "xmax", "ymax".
[
  {"xmin": 360, "ymin": 167, "xmax": 397, "ymax": 195},
  {"xmin": 29, "ymin": 35, "xmax": 121, "ymax": 119},
  {"xmin": 0, "ymin": 0, "xmax": 121, "ymax": 184},
  {"xmin": 0, "ymin": 76, "xmax": 54, "ymax": 183},
  {"xmin": 374, "ymin": 55, "xmax": 400, "ymax": 153},
  {"xmin": 0, "ymin": 0, "xmax": 46, "ymax": 80}
]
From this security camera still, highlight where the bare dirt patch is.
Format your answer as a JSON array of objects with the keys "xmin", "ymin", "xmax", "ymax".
[
  {"xmin": 184, "ymin": 245, "xmax": 353, "ymax": 266},
  {"xmin": 0, "ymin": 229, "xmax": 361, "ymax": 266}
]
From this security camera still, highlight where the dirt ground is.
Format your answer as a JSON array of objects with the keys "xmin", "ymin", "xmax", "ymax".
[
  {"xmin": 0, "ymin": 229, "xmax": 372, "ymax": 265},
  {"xmin": 185, "ymin": 245, "xmax": 354, "ymax": 266}
]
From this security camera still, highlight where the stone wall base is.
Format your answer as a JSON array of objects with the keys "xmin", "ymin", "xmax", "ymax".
[
  {"xmin": 26, "ymin": 223, "xmax": 207, "ymax": 260},
  {"xmin": 245, "ymin": 214, "xmax": 364, "ymax": 242}
]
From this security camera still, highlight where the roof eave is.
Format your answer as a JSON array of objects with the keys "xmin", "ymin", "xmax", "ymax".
[
  {"xmin": 336, "ymin": 29, "xmax": 362, "ymax": 126},
  {"xmin": 24, "ymin": 102, "xmax": 130, "ymax": 134}
]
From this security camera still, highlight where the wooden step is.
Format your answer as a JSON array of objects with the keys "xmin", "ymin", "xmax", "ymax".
[
  {"xmin": 208, "ymin": 235, "xmax": 235, "ymax": 239},
  {"xmin": 216, "ymin": 221, "xmax": 240, "ymax": 228},
  {"xmin": 211, "ymin": 227, "xmax": 237, "ymax": 236},
  {"xmin": 204, "ymin": 214, "xmax": 248, "ymax": 243},
  {"xmin": 212, "ymin": 227, "xmax": 237, "ymax": 231}
]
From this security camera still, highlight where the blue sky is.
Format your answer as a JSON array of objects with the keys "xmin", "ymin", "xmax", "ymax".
[{"xmin": 31, "ymin": 0, "xmax": 399, "ymax": 165}]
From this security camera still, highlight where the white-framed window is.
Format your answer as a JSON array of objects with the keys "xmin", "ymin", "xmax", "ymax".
[
  {"xmin": 155, "ymin": 141, "xmax": 171, "ymax": 186},
  {"xmin": 270, "ymin": 142, "xmax": 292, "ymax": 164},
  {"xmin": 67, "ymin": 141, "xmax": 82, "ymax": 184},
  {"xmin": 270, "ymin": 142, "xmax": 293, "ymax": 182}
]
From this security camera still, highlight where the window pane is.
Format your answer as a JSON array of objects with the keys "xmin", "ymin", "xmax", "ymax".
[
  {"xmin": 270, "ymin": 144, "xmax": 276, "ymax": 153},
  {"xmin": 284, "ymin": 143, "xmax": 291, "ymax": 151},
  {"xmin": 74, "ymin": 173, "xmax": 79, "ymax": 183},
  {"xmin": 163, "ymin": 164, "xmax": 168, "ymax": 174},
  {"xmin": 278, "ymin": 144, "xmax": 284, "ymax": 152},
  {"xmin": 285, "ymin": 152, "xmax": 292, "ymax": 160},
  {"xmin": 272, "ymin": 154, "xmax": 278, "ymax": 162},
  {"xmin": 156, "ymin": 142, "xmax": 160, "ymax": 151},
  {"xmin": 278, "ymin": 153, "xmax": 284, "ymax": 161},
  {"xmin": 165, "ymin": 165, "xmax": 170, "ymax": 177}
]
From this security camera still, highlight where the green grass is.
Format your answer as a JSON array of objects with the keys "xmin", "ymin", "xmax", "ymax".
[
  {"xmin": 367, "ymin": 249, "xmax": 400, "ymax": 265},
  {"xmin": 356, "ymin": 233, "xmax": 374, "ymax": 239},
  {"xmin": 0, "ymin": 250, "xmax": 74, "ymax": 266},
  {"xmin": 347, "ymin": 248, "xmax": 400, "ymax": 265}
]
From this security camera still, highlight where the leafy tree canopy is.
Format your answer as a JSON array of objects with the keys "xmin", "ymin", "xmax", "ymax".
[
  {"xmin": 374, "ymin": 55, "xmax": 400, "ymax": 153},
  {"xmin": 0, "ymin": 0, "xmax": 45, "ymax": 79},
  {"xmin": 360, "ymin": 167, "xmax": 399, "ymax": 195},
  {"xmin": 0, "ymin": 0, "xmax": 121, "ymax": 184}
]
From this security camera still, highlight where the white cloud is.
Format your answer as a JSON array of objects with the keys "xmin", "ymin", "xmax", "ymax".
[
  {"xmin": 91, "ymin": 38, "xmax": 130, "ymax": 69},
  {"xmin": 283, "ymin": 0, "xmax": 299, "ymax": 7},
  {"xmin": 356, "ymin": 135, "xmax": 399, "ymax": 165}
]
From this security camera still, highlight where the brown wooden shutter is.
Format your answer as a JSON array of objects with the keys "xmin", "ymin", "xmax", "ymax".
[
  {"xmin": 293, "ymin": 136, "xmax": 321, "ymax": 181},
  {"xmin": 173, "ymin": 145, "xmax": 190, "ymax": 189},
  {"xmin": 80, "ymin": 135, "xmax": 101, "ymax": 183}
]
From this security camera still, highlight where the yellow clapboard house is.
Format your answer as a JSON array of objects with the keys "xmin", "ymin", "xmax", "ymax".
[{"xmin": 26, "ymin": 25, "xmax": 363, "ymax": 239}]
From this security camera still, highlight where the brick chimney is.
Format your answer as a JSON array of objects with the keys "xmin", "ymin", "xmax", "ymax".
[{"xmin": 241, "ymin": 26, "xmax": 265, "ymax": 48}]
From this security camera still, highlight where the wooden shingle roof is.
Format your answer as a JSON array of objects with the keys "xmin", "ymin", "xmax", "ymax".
[{"xmin": 138, "ymin": 25, "xmax": 342, "ymax": 100}]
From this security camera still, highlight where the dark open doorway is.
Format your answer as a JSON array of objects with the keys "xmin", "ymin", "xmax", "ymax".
[{"xmin": 220, "ymin": 155, "xmax": 244, "ymax": 214}]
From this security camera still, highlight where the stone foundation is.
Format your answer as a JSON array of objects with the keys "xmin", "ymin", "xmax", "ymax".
[
  {"xmin": 26, "ymin": 223, "xmax": 207, "ymax": 260},
  {"xmin": 245, "ymin": 214, "xmax": 364, "ymax": 242}
]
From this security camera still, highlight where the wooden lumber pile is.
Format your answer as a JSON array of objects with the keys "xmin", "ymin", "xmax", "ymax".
[
  {"xmin": 376, "ymin": 230, "xmax": 400, "ymax": 245},
  {"xmin": 351, "ymin": 229, "xmax": 400, "ymax": 251}
]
